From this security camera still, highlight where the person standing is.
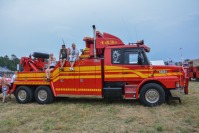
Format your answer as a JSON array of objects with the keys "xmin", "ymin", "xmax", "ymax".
[
  {"xmin": 1, "ymin": 73, "xmax": 9, "ymax": 103},
  {"xmin": 45, "ymin": 53, "xmax": 56, "ymax": 82},
  {"xmin": 69, "ymin": 43, "xmax": 79, "ymax": 71},
  {"xmin": 9, "ymin": 71, "xmax": 17, "ymax": 99},
  {"xmin": 59, "ymin": 44, "xmax": 68, "ymax": 71}
]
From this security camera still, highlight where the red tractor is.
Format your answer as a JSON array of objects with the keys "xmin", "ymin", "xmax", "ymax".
[{"xmin": 10, "ymin": 26, "xmax": 189, "ymax": 106}]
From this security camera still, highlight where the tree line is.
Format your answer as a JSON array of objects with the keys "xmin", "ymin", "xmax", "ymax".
[{"xmin": 0, "ymin": 54, "xmax": 20, "ymax": 71}]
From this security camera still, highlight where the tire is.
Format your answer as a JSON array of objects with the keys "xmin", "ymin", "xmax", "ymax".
[
  {"xmin": 34, "ymin": 86, "xmax": 54, "ymax": 104},
  {"xmin": 15, "ymin": 86, "xmax": 33, "ymax": 104},
  {"xmin": 32, "ymin": 52, "xmax": 49, "ymax": 59},
  {"xmin": 140, "ymin": 83, "xmax": 165, "ymax": 107}
]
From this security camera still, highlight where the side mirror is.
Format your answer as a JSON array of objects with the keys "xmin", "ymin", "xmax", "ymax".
[{"xmin": 138, "ymin": 52, "xmax": 144, "ymax": 65}]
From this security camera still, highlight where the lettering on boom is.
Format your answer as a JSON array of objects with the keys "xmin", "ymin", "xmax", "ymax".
[{"xmin": 100, "ymin": 40, "xmax": 118, "ymax": 45}]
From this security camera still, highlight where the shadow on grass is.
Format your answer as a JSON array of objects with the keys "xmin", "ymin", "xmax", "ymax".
[
  {"xmin": 189, "ymin": 80, "xmax": 199, "ymax": 83},
  {"xmin": 1, "ymin": 94, "xmax": 184, "ymax": 107},
  {"xmin": 54, "ymin": 97, "xmax": 141, "ymax": 106}
]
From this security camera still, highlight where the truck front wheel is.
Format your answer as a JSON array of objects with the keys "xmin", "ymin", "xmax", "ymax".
[
  {"xmin": 34, "ymin": 86, "xmax": 54, "ymax": 104},
  {"xmin": 140, "ymin": 83, "xmax": 165, "ymax": 107},
  {"xmin": 15, "ymin": 86, "xmax": 33, "ymax": 104}
]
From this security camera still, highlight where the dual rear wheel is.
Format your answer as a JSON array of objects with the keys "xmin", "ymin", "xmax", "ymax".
[{"xmin": 15, "ymin": 86, "xmax": 54, "ymax": 104}]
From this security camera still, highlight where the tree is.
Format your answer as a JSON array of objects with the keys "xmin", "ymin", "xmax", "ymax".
[
  {"xmin": 11, "ymin": 54, "xmax": 17, "ymax": 69},
  {"xmin": 0, "ymin": 54, "xmax": 20, "ymax": 71}
]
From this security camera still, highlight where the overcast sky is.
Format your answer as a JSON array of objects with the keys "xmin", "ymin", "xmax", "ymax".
[{"xmin": 0, "ymin": 0, "xmax": 198, "ymax": 62}]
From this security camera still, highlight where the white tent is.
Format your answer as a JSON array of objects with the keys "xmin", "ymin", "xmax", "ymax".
[
  {"xmin": 0, "ymin": 66, "xmax": 12, "ymax": 73},
  {"xmin": 189, "ymin": 59, "xmax": 199, "ymax": 67},
  {"xmin": 150, "ymin": 60, "xmax": 165, "ymax": 65}
]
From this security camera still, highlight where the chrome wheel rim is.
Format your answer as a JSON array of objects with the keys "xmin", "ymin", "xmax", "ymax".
[
  {"xmin": 38, "ymin": 90, "xmax": 47, "ymax": 101},
  {"xmin": 18, "ymin": 90, "xmax": 27, "ymax": 101},
  {"xmin": 145, "ymin": 89, "xmax": 160, "ymax": 103}
]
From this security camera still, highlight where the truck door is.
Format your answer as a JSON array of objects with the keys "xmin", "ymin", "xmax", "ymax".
[
  {"xmin": 59, "ymin": 62, "xmax": 77, "ymax": 95},
  {"xmin": 122, "ymin": 48, "xmax": 149, "ymax": 82}
]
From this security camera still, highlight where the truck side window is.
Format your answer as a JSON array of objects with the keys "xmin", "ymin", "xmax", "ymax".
[
  {"xmin": 124, "ymin": 51, "xmax": 144, "ymax": 65},
  {"xmin": 112, "ymin": 49, "xmax": 122, "ymax": 64},
  {"xmin": 129, "ymin": 53, "xmax": 138, "ymax": 64}
]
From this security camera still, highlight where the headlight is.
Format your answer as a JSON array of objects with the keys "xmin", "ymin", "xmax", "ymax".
[{"xmin": 176, "ymin": 81, "xmax": 180, "ymax": 88}]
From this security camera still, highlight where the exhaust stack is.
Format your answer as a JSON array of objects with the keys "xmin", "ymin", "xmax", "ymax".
[{"xmin": 92, "ymin": 25, "xmax": 96, "ymax": 58}]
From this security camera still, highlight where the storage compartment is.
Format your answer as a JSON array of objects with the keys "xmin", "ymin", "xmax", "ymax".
[
  {"xmin": 124, "ymin": 85, "xmax": 137, "ymax": 99},
  {"xmin": 103, "ymin": 88, "xmax": 122, "ymax": 100}
]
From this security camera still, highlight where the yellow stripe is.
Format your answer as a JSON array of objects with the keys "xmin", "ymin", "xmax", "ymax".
[
  {"xmin": 105, "ymin": 74, "xmax": 139, "ymax": 78},
  {"xmin": 60, "ymin": 71, "xmax": 101, "ymax": 74},
  {"xmin": 53, "ymin": 76, "xmax": 60, "ymax": 83},
  {"xmin": 106, "ymin": 70, "xmax": 123, "ymax": 72},
  {"xmin": 59, "ymin": 75, "xmax": 101, "ymax": 79},
  {"xmin": 61, "ymin": 66, "xmax": 101, "ymax": 71},
  {"xmin": 105, "ymin": 66, "xmax": 148, "ymax": 78},
  {"xmin": 79, "ymin": 66, "xmax": 101, "ymax": 71},
  {"xmin": 17, "ymin": 66, "xmax": 101, "ymax": 78},
  {"xmin": 105, "ymin": 71, "xmax": 147, "ymax": 78},
  {"xmin": 18, "ymin": 73, "xmax": 46, "ymax": 78},
  {"xmin": 105, "ymin": 66, "xmax": 128, "ymax": 70},
  {"xmin": 105, "ymin": 66, "xmax": 184, "ymax": 78},
  {"xmin": 17, "ymin": 78, "xmax": 45, "ymax": 80},
  {"xmin": 52, "ymin": 67, "xmax": 59, "ymax": 76},
  {"xmin": 55, "ymin": 88, "xmax": 101, "ymax": 92},
  {"xmin": 53, "ymin": 75, "xmax": 102, "ymax": 82},
  {"xmin": 154, "ymin": 74, "xmax": 167, "ymax": 76},
  {"xmin": 149, "ymin": 72, "xmax": 182, "ymax": 77},
  {"xmin": 15, "ymin": 82, "xmax": 49, "ymax": 85},
  {"xmin": 106, "ymin": 69, "xmax": 149, "ymax": 73},
  {"xmin": 80, "ymin": 55, "xmax": 90, "ymax": 58}
]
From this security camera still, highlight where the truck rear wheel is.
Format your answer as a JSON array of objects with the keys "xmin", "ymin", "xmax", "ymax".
[
  {"xmin": 34, "ymin": 86, "xmax": 54, "ymax": 104},
  {"xmin": 140, "ymin": 83, "xmax": 165, "ymax": 107},
  {"xmin": 15, "ymin": 86, "xmax": 33, "ymax": 104}
]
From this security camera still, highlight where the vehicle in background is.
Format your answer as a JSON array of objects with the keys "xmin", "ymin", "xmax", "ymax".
[{"xmin": 188, "ymin": 59, "xmax": 199, "ymax": 81}]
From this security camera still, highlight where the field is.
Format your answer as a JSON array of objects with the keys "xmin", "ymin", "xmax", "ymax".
[{"xmin": 0, "ymin": 82, "xmax": 199, "ymax": 133}]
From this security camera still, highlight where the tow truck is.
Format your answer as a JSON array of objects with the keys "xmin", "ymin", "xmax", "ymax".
[{"xmin": 11, "ymin": 25, "xmax": 189, "ymax": 106}]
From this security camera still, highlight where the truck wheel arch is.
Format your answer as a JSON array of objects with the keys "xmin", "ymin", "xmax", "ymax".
[{"xmin": 138, "ymin": 80, "xmax": 166, "ymax": 94}]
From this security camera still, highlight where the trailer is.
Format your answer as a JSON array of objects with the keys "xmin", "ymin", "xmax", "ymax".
[
  {"xmin": 188, "ymin": 59, "xmax": 199, "ymax": 81},
  {"xmin": 10, "ymin": 26, "xmax": 189, "ymax": 106}
]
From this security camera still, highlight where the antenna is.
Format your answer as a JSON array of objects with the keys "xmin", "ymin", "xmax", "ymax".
[
  {"xmin": 121, "ymin": 17, "xmax": 133, "ymax": 42},
  {"xmin": 180, "ymin": 48, "xmax": 184, "ymax": 66},
  {"xmin": 134, "ymin": 25, "xmax": 138, "ymax": 40},
  {"xmin": 62, "ymin": 38, "xmax": 65, "ymax": 45}
]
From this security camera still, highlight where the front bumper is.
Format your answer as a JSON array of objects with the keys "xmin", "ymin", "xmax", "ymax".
[
  {"xmin": 170, "ymin": 88, "xmax": 185, "ymax": 98},
  {"xmin": 184, "ymin": 77, "xmax": 189, "ymax": 94}
]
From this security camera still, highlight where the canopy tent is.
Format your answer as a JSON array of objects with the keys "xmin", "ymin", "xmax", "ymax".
[{"xmin": 0, "ymin": 66, "xmax": 13, "ymax": 76}]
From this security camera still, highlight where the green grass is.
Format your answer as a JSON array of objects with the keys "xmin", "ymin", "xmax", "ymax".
[{"xmin": 0, "ymin": 81, "xmax": 199, "ymax": 133}]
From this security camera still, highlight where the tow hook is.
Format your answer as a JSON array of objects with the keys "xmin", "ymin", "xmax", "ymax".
[{"xmin": 168, "ymin": 96, "xmax": 181, "ymax": 104}]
